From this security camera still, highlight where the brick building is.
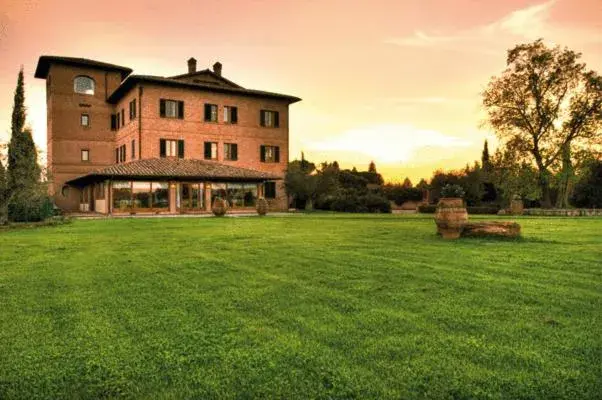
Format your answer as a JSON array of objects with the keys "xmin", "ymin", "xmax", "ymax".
[{"xmin": 34, "ymin": 56, "xmax": 300, "ymax": 214}]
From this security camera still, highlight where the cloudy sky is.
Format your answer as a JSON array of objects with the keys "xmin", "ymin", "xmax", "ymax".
[{"xmin": 0, "ymin": 0, "xmax": 601, "ymax": 181}]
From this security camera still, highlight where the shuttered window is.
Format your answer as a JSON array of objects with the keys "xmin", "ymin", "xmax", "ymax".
[
  {"xmin": 204, "ymin": 142, "xmax": 218, "ymax": 160},
  {"xmin": 160, "ymin": 139, "xmax": 181, "ymax": 157},
  {"xmin": 224, "ymin": 106, "xmax": 238, "ymax": 124},
  {"xmin": 160, "ymin": 99, "xmax": 184, "ymax": 119},
  {"xmin": 224, "ymin": 143, "xmax": 238, "ymax": 161},
  {"xmin": 204, "ymin": 104, "xmax": 218, "ymax": 122},
  {"xmin": 260, "ymin": 110, "xmax": 279, "ymax": 128},
  {"xmin": 260, "ymin": 145, "xmax": 280, "ymax": 163}
]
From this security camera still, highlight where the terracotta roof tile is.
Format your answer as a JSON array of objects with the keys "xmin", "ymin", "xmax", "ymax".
[{"xmin": 67, "ymin": 158, "xmax": 281, "ymax": 186}]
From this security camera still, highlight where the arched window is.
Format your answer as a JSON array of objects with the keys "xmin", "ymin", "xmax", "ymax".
[{"xmin": 73, "ymin": 76, "xmax": 95, "ymax": 95}]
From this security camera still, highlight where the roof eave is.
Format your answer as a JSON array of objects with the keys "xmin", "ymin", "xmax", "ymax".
[
  {"xmin": 107, "ymin": 76, "xmax": 301, "ymax": 104},
  {"xmin": 34, "ymin": 56, "xmax": 133, "ymax": 80}
]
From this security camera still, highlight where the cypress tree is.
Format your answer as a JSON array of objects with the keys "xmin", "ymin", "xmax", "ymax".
[
  {"xmin": 481, "ymin": 140, "xmax": 491, "ymax": 172},
  {"xmin": 0, "ymin": 159, "xmax": 7, "ymax": 224},
  {"xmin": 368, "ymin": 161, "xmax": 377, "ymax": 174},
  {"xmin": 7, "ymin": 67, "xmax": 39, "ymax": 191}
]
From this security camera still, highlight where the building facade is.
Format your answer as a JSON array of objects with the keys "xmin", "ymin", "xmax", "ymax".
[{"xmin": 34, "ymin": 56, "xmax": 300, "ymax": 214}]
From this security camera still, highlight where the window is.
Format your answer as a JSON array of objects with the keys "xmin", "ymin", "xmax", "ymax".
[
  {"xmin": 260, "ymin": 110, "xmax": 279, "ymax": 128},
  {"xmin": 160, "ymin": 99, "xmax": 184, "ymax": 119},
  {"xmin": 224, "ymin": 106, "xmax": 238, "ymax": 124},
  {"xmin": 131, "ymin": 139, "xmax": 136, "ymax": 159},
  {"xmin": 129, "ymin": 99, "xmax": 137, "ymax": 120},
  {"xmin": 160, "ymin": 139, "xmax": 184, "ymax": 158},
  {"xmin": 81, "ymin": 113, "xmax": 89, "ymax": 127},
  {"xmin": 116, "ymin": 112, "xmax": 120, "ymax": 129},
  {"xmin": 74, "ymin": 76, "xmax": 95, "ymax": 95},
  {"xmin": 81, "ymin": 149, "xmax": 89, "ymax": 162},
  {"xmin": 204, "ymin": 142, "xmax": 218, "ymax": 160},
  {"xmin": 224, "ymin": 143, "xmax": 238, "ymax": 161},
  {"xmin": 110, "ymin": 114, "xmax": 117, "ymax": 131},
  {"xmin": 204, "ymin": 104, "xmax": 218, "ymax": 122},
  {"xmin": 121, "ymin": 109, "xmax": 125, "ymax": 125},
  {"xmin": 265, "ymin": 182, "xmax": 276, "ymax": 199},
  {"xmin": 260, "ymin": 145, "xmax": 280, "ymax": 163},
  {"xmin": 115, "ymin": 144, "xmax": 126, "ymax": 163}
]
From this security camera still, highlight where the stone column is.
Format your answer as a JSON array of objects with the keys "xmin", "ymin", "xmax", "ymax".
[
  {"xmin": 169, "ymin": 182, "xmax": 177, "ymax": 214},
  {"xmin": 204, "ymin": 182, "xmax": 212, "ymax": 211}
]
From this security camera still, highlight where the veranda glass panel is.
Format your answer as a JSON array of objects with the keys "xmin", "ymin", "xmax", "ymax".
[
  {"xmin": 227, "ymin": 183, "xmax": 245, "ymax": 208},
  {"xmin": 112, "ymin": 181, "xmax": 132, "ymax": 211},
  {"xmin": 211, "ymin": 183, "xmax": 227, "ymax": 205},
  {"xmin": 191, "ymin": 184, "xmax": 203, "ymax": 209},
  {"xmin": 181, "ymin": 184, "xmax": 191, "ymax": 209},
  {"xmin": 132, "ymin": 182, "xmax": 152, "ymax": 209},
  {"xmin": 152, "ymin": 182, "xmax": 169, "ymax": 209},
  {"xmin": 243, "ymin": 184, "xmax": 258, "ymax": 207}
]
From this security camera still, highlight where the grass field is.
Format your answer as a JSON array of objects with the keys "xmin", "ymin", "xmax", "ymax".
[{"xmin": 0, "ymin": 214, "xmax": 600, "ymax": 399}]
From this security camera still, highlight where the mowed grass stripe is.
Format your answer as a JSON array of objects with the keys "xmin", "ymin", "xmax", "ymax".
[{"xmin": 0, "ymin": 215, "xmax": 600, "ymax": 399}]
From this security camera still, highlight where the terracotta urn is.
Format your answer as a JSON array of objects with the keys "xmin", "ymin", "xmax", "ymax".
[
  {"xmin": 256, "ymin": 197, "xmax": 269, "ymax": 216},
  {"xmin": 510, "ymin": 196, "xmax": 524, "ymax": 215},
  {"xmin": 212, "ymin": 197, "xmax": 228, "ymax": 217},
  {"xmin": 435, "ymin": 198, "xmax": 468, "ymax": 239}
]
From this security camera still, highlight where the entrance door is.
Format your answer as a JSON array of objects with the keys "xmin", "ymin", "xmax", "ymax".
[{"xmin": 180, "ymin": 183, "xmax": 204, "ymax": 212}]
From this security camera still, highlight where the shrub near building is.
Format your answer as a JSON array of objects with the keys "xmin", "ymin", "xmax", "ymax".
[{"xmin": 286, "ymin": 159, "xmax": 391, "ymax": 213}]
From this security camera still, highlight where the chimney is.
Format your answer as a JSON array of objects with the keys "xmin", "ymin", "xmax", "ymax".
[
  {"xmin": 187, "ymin": 57, "xmax": 197, "ymax": 74},
  {"xmin": 213, "ymin": 61, "xmax": 222, "ymax": 76}
]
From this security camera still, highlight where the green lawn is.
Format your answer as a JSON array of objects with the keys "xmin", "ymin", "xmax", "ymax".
[{"xmin": 0, "ymin": 215, "xmax": 600, "ymax": 399}]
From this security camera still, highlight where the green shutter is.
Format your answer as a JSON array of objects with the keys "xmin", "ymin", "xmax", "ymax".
[
  {"xmin": 260, "ymin": 145, "xmax": 266, "ymax": 162},
  {"xmin": 204, "ymin": 104, "xmax": 211, "ymax": 121},
  {"xmin": 260, "ymin": 110, "xmax": 265, "ymax": 126},
  {"xmin": 274, "ymin": 111, "xmax": 280, "ymax": 128},
  {"xmin": 160, "ymin": 139, "xmax": 166, "ymax": 158},
  {"xmin": 178, "ymin": 140, "xmax": 185, "ymax": 158},
  {"xmin": 232, "ymin": 144, "xmax": 238, "ymax": 161},
  {"xmin": 178, "ymin": 101, "xmax": 184, "ymax": 119},
  {"xmin": 204, "ymin": 142, "xmax": 212, "ymax": 159},
  {"xmin": 275, "ymin": 146, "xmax": 280, "ymax": 162},
  {"xmin": 231, "ymin": 107, "xmax": 238, "ymax": 124},
  {"xmin": 160, "ymin": 99, "xmax": 166, "ymax": 117}
]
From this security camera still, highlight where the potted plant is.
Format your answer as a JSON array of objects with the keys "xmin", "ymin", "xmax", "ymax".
[
  {"xmin": 212, "ymin": 197, "xmax": 228, "ymax": 217},
  {"xmin": 435, "ymin": 184, "xmax": 468, "ymax": 239},
  {"xmin": 256, "ymin": 197, "xmax": 269, "ymax": 216}
]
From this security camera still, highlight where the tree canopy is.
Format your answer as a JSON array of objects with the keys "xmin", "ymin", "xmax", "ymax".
[{"xmin": 483, "ymin": 39, "xmax": 602, "ymax": 208}]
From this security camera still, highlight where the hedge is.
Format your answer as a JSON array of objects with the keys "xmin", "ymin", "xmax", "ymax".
[{"xmin": 417, "ymin": 204, "xmax": 500, "ymax": 214}]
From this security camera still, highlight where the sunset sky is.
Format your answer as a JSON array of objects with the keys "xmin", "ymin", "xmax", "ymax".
[{"xmin": 0, "ymin": 0, "xmax": 601, "ymax": 182}]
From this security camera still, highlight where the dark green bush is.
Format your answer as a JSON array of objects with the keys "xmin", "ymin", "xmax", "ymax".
[
  {"xmin": 466, "ymin": 205, "xmax": 500, "ymax": 215},
  {"xmin": 8, "ymin": 191, "xmax": 54, "ymax": 222},
  {"xmin": 318, "ymin": 190, "xmax": 391, "ymax": 213}
]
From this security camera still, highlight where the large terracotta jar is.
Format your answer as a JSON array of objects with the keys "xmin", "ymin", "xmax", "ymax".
[
  {"xmin": 510, "ymin": 196, "xmax": 524, "ymax": 215},
  {"xmin": 435, "ymin": 198, "xmax": 468, "ymax": 239}
]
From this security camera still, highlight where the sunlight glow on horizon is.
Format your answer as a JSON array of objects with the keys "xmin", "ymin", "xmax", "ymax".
[{"xmin": 0, "ymin": 0, "xmax": 601, "ymax": 182}]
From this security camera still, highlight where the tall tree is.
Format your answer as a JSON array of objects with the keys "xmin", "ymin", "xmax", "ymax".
[
  {"xmin": 368, "ymin": 161, "xmax": 377, "ymax": 174},
  {"xmin": 481, "ymin": 140, "xmax": 491, "ymax": 172},
  {"xmin": 483, "ymin": 39, "xmax": 601, "ymax": 208},
  {"xmin": 401, "ymin": 177, "xmax": 413, "ymax": 188},
  {"xmin": 7, "ymin": 68, "xmax": 39, "ymax": 192},
  {"xmin": 555, "ymin": 71, "xmax": 602, "ymax": 207},
  {"xmin": 0, "ymin": 159, "xmax": 8, "ymax": 224}
]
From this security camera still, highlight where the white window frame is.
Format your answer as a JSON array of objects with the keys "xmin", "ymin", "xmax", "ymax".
[
  {"xmin": 165, "ymin": 100, "xmax": 178, "ymax": 118},
  {"xmin": 74, "ymin": 76, "xmax": 95, "ymax": 95},
  {"xmin": 165, "ymin": 139, "xmax": 178, "ymax": 157},
  {"xmin": 81, "ymin": 149, "xmax": 90, "ymax": 162},
  {"xmin": 81, "ymin": 113, "xmax": 89, "ymax": 127}
]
